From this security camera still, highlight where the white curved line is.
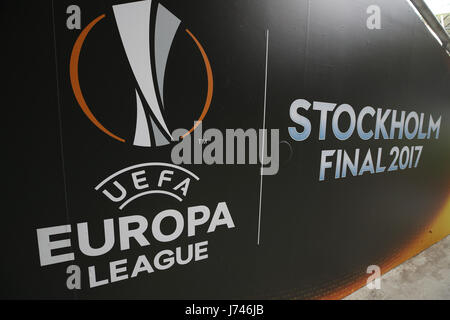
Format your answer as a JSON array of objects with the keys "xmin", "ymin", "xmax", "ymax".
[
  {"xmin": 95, "ymin": 162, "xmax": 200, "ymax": 191},
  {"xmin": 113, "ymin": 0, "xmax": 172, "ymax": 138},
  {"xmin": 119, "ymin": 190, "xmax": 182, "ymax": 210}
]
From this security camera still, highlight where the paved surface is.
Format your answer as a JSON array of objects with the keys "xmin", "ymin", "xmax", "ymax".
[{"xmin": 345, "ymin": 235, "xmax": 450, "ymax": 300}]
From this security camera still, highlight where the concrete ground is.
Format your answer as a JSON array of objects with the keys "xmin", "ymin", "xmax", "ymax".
[{"xmin": 345, "ymin": 235, "xmax": 450, "ymax": 300}]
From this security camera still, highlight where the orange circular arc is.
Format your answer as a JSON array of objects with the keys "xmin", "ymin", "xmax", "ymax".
[
  {"xmin": 183, "ymin": 29, "xmax": 214, "ymax": 138},
  {"xmin": 70, "ymin": 14, "xmax": 126, "ymax": 143}
]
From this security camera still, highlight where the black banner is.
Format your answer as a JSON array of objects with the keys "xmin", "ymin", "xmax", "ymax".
[{"xmin": 2, "ymin": 0, "xmax": 449, "ymax": 299}]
